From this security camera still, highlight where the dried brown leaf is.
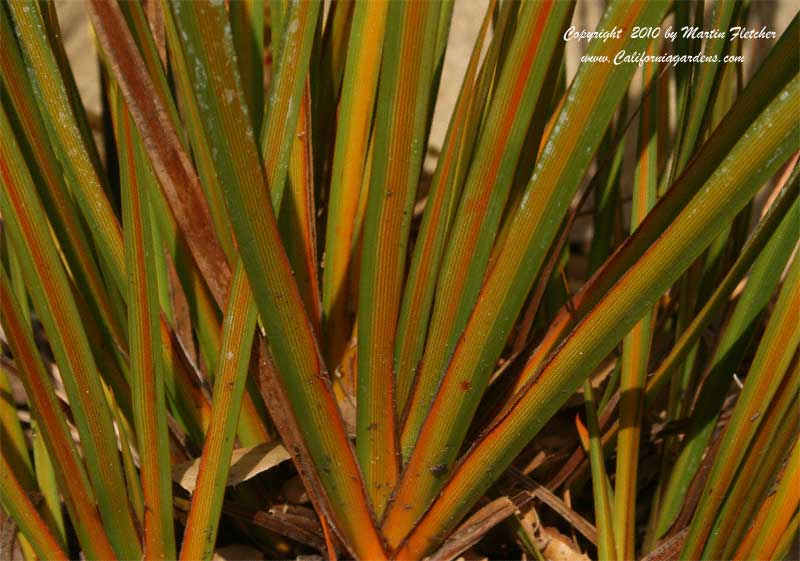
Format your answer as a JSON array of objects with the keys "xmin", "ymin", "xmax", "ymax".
[
  {"xmin": 173, "ymin": 442, "xmax": 290, "ymax": 493},
  {"xmin": 427, "ymin": 496, "xmax": 520, "ymax": 561}
]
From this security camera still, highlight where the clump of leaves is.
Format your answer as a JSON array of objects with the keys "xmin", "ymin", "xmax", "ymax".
[{"xmin": 1, "ymin": 1, "xmax": 798, "ymax": 560}]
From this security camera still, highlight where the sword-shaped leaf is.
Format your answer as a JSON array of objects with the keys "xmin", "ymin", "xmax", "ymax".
[
  {"xmin": 396, "ymin": 70, "xmax": 798, "ymax": 561},
  {"xmin": 384, "ymin": 2, "xmax": 670, "ymax": 544}
]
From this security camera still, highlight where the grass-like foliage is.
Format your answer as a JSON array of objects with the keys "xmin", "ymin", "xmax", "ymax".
[{"xmin": 1, "ymin": 1, "xmax": 798, "ymax": 560}]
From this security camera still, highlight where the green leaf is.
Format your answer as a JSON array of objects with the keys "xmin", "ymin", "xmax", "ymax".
[
  {"xmin": 162, "ymin": 2, "xmax": 386, "ymax": 557},
  {"xmin": 0, "ymin": 452, "xmax": 68, "ymax": 561},
  {"xmin": 614, "ymin": 39, "xmax": 659, "ymax": 561},
  {"xmin": 683, "ymin": 239, "xmax": 800, "ymax": 559},
  {"xmin": 399, "ymin": 0, "xmax": 573, "ymax": 458},
  {"xmin": 118, "ymin": 102, "xmax": 176, "ymax": 560},
  {"xmin": 6, "ymin": 0, "xmax": 126, "ymax": 296},
  {"xmin": 384, "ymin": 2, "xmax": 671, "ymax": 545},
  {"xmin": 180, "ymin": 264, "xmax": 258, "ymax": 561},
  {"xmin": 1, "ymin": 270, "xmax": 118, "ymax": 560},
  {"xmin": 396, "ymin": 68, "xmax": 798, "ymax": 561},
  {"xmin": 356, "ymin": 0, "xmax": 441, "ymax": 514},
  {"xmin": 394, "ymin": 0, "xmax": 503, "ymax": 415},
  {"xmin": 510, "ymin": 12, "xmax": 799, "ymax": 397},
  {"xmin": 260, "ymin": 2, "xmax": 322, "ymax": 323},
  {"xmin": 230, "ymin": 0, "xmax": 265, "ymax": 132},
  {"xmin": 739, "ymin": 436, "xmax": 800, "ymax": 560},
  {"xmin": 713, "ymin": 360, "xmax": 799, "ymax": 560},
  {"xmin": 322, "ymin": 0, "xmax": 388, "ymax": 366},
  {"xmin": 580, "ymin": 380, "xmax": 616, "ymax": 561},
  {"xmin": 280, "ymin": 86, "xmax": 322, "ymax": 331},
  {"xmin": 0, "ymin": 313, "xmax": 34, "ymax": 495},
  {"xmin": 259, "ymin": 0, "xmax": 320, "ymax": 210},
  {"xmin": 656, "ymin": 168, "xmax": 800, "ymax": 536},
  {"xmin": 0, "ymin": 106, "xmax": 141, "ymax": 559},
  {"xmin": 87, "ymin": 0, "xmax": 232, "ymax": 309},
  {"xmin": 670, "ymin": 0, "xmax": 737, "ymax": 177}
]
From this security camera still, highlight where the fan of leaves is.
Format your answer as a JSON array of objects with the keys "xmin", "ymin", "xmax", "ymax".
[{"xmin": 0, "ymin": 1, "xmax": 797, "ymax": 560}]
